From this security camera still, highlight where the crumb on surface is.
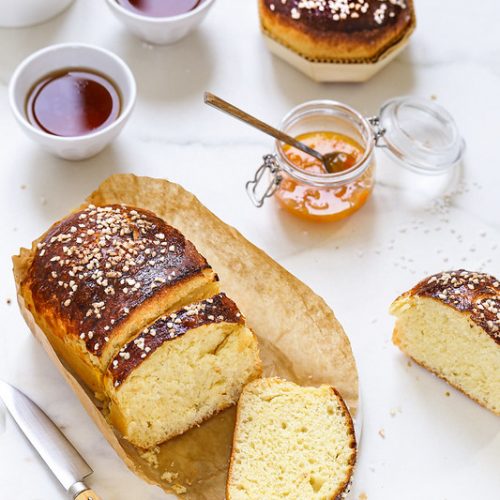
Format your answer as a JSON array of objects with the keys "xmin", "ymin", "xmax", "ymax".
[
  {"xmin": 172, "ymin": 484, "xmax": 187, "ymax": 495},
  {"xmin": 140, "ymin": 447, "xmax": 160, "ymax": 469},
  {"xmin": 6, "ymin": 298, "xmax": 11, "ymax": 305},
  {"xmin": 359, "ymin": 493, "xmax": 368, "ymax": 500},
  {"xmin": 161, "ymin": 470, "xmax": 179, "ymax": 483},
  {"xmin": 378, "ymin": 428, "xmax": 386, "ymax": 439},
  {"xmin": 389, "ymin": 406, "xmax": 402, "ymax": 417}
]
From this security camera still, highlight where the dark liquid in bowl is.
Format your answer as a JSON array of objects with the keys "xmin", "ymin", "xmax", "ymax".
[
  {"xmin": 116, "ymin": 0, "xmax": 202, "ymax": 17},
  {"xmin": 26, "ymin": 69, "xmax": 121, "ymax": 137}
]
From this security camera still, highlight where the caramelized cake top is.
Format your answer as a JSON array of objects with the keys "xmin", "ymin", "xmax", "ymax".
[{"xmin": 26, "ymin": 204, "xmax": 212, "ymax": 357}]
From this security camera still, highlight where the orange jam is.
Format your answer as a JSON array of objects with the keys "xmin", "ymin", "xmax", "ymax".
[{"xmin": 276, "ymin": 131, "xmax": 375, "ymax": 221}]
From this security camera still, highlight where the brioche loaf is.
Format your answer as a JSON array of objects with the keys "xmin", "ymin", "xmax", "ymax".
[
  {"xmin": 259, "ymin": 0, "xmax": 415, "ymax": 62},
  {"xmin": 20, "ymin": 204, "xmax": 219, "ymax": 394},
  {"xmin": 391, "ymin": 270, "xmax": 500, "ymax": 415},
  {"xmin": 226, "ymin": 378, "xmax": 356, "ymax": 500},
  {"xmin": 104, "ymin": 293, "xmax": 262, "ymax": 449},
  {"xmin": 21, "ymin": 203, "xmax": 263, "ymax": 449}
]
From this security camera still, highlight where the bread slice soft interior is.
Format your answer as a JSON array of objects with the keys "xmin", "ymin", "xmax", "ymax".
[
  {"xmin": 227, "ymin": 377, "xmax": 356, "ymax": 500},
  {"xmin": 391, "ymin": 294, "xmax": 500, "ymax": 415},
  {"xmin": 104, "ymin": 295, "xmax": 262, "ymax": 449}
]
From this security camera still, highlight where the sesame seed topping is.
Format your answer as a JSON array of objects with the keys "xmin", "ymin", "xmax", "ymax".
[
  {"xmin": 415, "ymin": 270, "xmax": 500, "ymax": 342},
  {"xmin": 109, "ymin": 294, "xmax": 244, "ymax": 385},
  {"xmin": 30, "ymin": 205, "xmax": 205, "ymax": 358},
  {"xmin": 266, "ymin": 0, "xmax": 407, "ymax": 26}
]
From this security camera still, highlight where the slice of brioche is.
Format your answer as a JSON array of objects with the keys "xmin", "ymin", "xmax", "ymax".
[
  {"xmin": 227, "ymin": 378, "xmax": 356, "ymax": 500},
  {"xmin": 20, "ymin": 204, "xmax": 219, "ymax": 395},
  {"xmin": 104, "ymin": 293, "xmax": 262, "ymax": 449},
  {"xmin": 390, "ymin": 270, "xmax": 500, "ymax": 415}
]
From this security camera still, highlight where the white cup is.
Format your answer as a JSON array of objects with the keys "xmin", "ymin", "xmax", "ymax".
[
  {"xmin": 9, "ymin": 43, "xmax": 137, "ymax": 161},
  {"xmin": 0, "ymin": 0, "xmax": 75, "ymax": 28},
  {"xmin": 105, "ymin": 0, "xmax": 217, "ymax": 45}
]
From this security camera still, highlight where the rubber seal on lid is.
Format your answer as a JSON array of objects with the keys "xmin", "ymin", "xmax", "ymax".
[{"xmin": 377, "ymin": 97, "xmax": 465, "ymax": 175}]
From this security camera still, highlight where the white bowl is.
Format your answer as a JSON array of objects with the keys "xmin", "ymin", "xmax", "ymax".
[
  {"xmin": 9, "ymin": 43, "xmax": 136, "ymax": 161},
  {"xmin": 0, "ymin": 0, "xmax": 74, "ymax": 28},
  {"xmin": 105, "ymin": 0, "xmax": 217, "ymax": 45}
]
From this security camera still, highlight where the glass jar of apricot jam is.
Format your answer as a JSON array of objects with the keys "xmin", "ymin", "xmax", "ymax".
[{"xmin": 246, "ymin": 98, "xmax": 465, "ymax": 222}]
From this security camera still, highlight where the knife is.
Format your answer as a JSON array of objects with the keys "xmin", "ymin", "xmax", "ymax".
[{"xmin": 0, "ymin": 380, "xmax": 101, "ymax": 500}]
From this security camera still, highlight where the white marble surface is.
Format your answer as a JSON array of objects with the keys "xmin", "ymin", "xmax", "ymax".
[{"xmin": 0, "ymin": 1, "xmax": 499, "ymax": 499}]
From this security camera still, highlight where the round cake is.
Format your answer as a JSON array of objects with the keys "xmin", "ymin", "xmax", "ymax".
[{"xmin": 259, "ymin": 0, "xmax": 416, "ymax": 62}]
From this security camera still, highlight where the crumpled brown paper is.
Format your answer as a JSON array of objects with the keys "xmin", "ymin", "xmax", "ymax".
[{"xmin": 13, "ymin": 174, "xmax": 358, "ymax": 499}]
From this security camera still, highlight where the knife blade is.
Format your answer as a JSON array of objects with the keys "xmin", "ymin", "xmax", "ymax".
[{"xmin": 0, "ymin": 380, "xmax": 101, "ymax": 500}]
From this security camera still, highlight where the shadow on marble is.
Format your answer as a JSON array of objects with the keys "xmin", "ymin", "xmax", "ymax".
[
  {"xmin": 115, "ymin": 29, "xmax": 215, "ymax": 104},
  {"xmin": 23, "ymin": 144, "xmax": 125, "ymax": 223},
  {"xmin": 267, "ymin": 45, "xmax": 418, "ymax": 116},
  {"xmin": 0, "ymin": 3, "xmax": 77, "ymax": 83},
  {"xmin": 270, "ymin": 194, "xmax": 379, "ymax": 255},
  {"xmin": 0, "ymin": 399, "xmax": 5, "ymax": 436},
  {"xmin": 393, "ymin": 354, "xmax": 500, "ymax": 455},
  {"xmin": 377, "ymin": 157, "xmax": 465, "ymax": 220}
]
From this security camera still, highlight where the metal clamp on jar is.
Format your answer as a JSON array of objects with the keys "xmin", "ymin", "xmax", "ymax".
[{"xmin": 246, "ymin": 97, "xmax": 465, "ymax": 222}]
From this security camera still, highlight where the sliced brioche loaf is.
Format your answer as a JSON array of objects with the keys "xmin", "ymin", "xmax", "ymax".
[
  {"xmin": 226, "ymin": 378, "xmax": 356, "ymax": 500},
  {"xmin": 390, "ymin": 270, "xmax": 500, "ymax": 415},
  {"xmin": 104, "ymin": 293, "xmax": 262, "ymax": 449},
  {"xmin": 21, "ymin": 204, "xmax": 219, "ymax": 395}
]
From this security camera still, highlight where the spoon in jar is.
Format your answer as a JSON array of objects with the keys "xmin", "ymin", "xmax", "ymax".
[{"xmin": 204, "ymin": 92, "xmax": 346, "ymax": 174}]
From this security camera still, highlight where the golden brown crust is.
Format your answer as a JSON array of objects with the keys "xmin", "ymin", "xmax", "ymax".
[
  {"xmin": 19, "ymin": 203, "xmax": 219, "ymax": 396},
  {"xmin": 393, "ymin": 325, "xmax": 500, "ymax": 416},
  {"xmin": 330, "ymin": 386, "xmax": 357, "ymax": 500},
  {"xmin": 21, "ymin": 204, "xmax": 213, "ymax": 360},
  {"xmin": 259, "ymin": 0, "xmax": 415, "ymax": 62},
  {"xmin": 108, "ymin": 293, "xmax": 245, "ymax": 387},
  {"xmin": 405, "ymin": 270, "xmax": 500, "ymax": 345}
]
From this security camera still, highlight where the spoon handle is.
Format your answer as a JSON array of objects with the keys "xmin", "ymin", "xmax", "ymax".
[{"xmin": 204, "ymin": 92, "xmax": 324, "ymax": 162}]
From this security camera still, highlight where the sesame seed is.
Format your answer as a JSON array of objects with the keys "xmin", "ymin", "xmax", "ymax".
[
  {"xmin": 419, "ymin": 270, "xmax": 500, "ymax": 341},
  {"xmin": 32, "ymin": 205, "xmax": 205, "ymax": 359}
]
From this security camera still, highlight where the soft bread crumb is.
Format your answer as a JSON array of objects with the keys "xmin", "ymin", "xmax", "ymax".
[
  {"xmin": 227, "ymin": 377, "xmax": 356, "ymax": 500},
  {"xmin": 106, "ymin": 320, "xmax": 261, "ymax": 449}
]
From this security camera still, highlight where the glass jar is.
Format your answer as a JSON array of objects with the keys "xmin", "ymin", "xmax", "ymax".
[{"xmin": 246, "ymin": 97, "xmax": 465, "ymax": 222}]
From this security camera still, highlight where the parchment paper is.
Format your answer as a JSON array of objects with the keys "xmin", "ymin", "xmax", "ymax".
[{"xmin": 13, "ymin": 174, "xmax": 358, "ymax": 499}]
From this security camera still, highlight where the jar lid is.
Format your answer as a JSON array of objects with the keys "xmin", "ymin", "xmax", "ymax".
[{"xmin": 376, "ymin": 96, "xmax": 465, "ymax": 175}]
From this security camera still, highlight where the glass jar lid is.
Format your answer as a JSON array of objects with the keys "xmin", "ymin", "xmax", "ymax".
[{"xmin": 376, "ymin": 96, "xmax": 465, "ymax": 175}]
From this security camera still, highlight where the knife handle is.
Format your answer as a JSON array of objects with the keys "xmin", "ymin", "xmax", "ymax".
[{"xmin": 75, "ymin": 490, "xmax": 100, "ymax": 500}]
